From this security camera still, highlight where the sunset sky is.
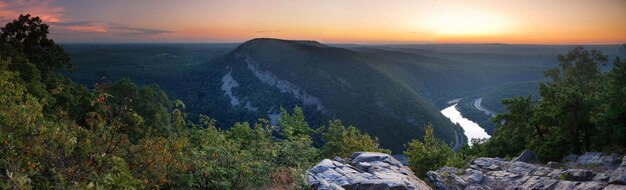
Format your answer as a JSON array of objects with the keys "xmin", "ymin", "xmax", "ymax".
[{"xmin": 1, "ymin": 0, "xmax": 625, "ymax": 44}]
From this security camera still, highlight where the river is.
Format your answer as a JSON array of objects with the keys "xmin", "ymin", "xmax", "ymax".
[{"xmin": 441, "ymin": 104, "xmax": 490, "ymax": 145}]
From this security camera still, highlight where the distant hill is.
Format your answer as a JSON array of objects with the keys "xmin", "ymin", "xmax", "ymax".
[
  {"xmin": 184, "ymin": 38, "xmax": 463, "ymax": 152},
  {"xmin": 64, "ymin": 40, "xmax": 625, "ymax": 152}
]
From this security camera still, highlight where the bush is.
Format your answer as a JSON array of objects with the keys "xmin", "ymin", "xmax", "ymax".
[
  {"xmin": 320, "ymin": 120, "xmax": 390, "ymax": 158},
  {"xmin": 404, "ymin": 124, "xmax": 470, "ymax": 177}
]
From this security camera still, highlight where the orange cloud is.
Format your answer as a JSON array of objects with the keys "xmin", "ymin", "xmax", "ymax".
[
  {"xmin": 66, "ymin": 25, "xmax": 107, "ymax": 33},
  {"xmin": 0, "ymin": 0, "xmax": 64, "ymax": 23}
]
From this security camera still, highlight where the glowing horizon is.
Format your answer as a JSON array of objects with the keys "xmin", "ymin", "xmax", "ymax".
[{"xmin": 1, "ymin": 0, "xmax": 625, "ymax": 44}]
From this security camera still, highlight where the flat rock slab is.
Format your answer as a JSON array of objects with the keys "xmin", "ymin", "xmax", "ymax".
[
  {"xmin": 426, "ymin": 151, "xmax": 625, "ymax": 190},
  {"xmin": 307, "ymin": 152, "xmax": 432, "ymax": 190}
]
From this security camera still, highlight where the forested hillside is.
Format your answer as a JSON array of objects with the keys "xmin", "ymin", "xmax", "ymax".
[
  {"xmin": 64, "ymin": 37, "xmax": 625, "ymax": 153},
  {"xmin": 0, "ymin": 14, "xmax": 391, "ymax": 189},
  {"xmin": 183, "ymin": 38, "xmax": 465, "ymax": 152},
  {"xmin": 456, "ymin": 81, "xmax": 542, "ymax": 134},
  {"xmin": 461, "ymin": 46, "xmax": 626, "ymax": 162}
]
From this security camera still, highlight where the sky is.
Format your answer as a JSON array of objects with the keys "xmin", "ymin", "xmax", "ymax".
[{"xmin": 1, "ymin": 0, "xmax": 625, "ymax": 44}]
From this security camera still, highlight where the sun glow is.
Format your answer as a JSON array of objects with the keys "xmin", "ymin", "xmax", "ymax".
[
  {"xmin": 425, "ymin": 7, "xmax": 510, "ymax": 36},
  {"xmin": 3, "ymin": 0, "xmax": 623, "ymax": 44}
]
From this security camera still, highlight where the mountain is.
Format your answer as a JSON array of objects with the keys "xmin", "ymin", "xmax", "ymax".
[
  {"xmin": 183, "ymin": 38, "xmax": 463, "ymax": 152},
  {"xmin": 64, "ymin": 39, "xmax": 624, "ymax": 153}
]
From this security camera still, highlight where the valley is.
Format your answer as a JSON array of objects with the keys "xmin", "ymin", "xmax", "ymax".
[
  {"xmin": 4, "ymin": 1, "xmax": 625, "ymax": 188},
  {"xmin": 63, "ymin": 39, "xmax": 625, "ymax": 153},
  {"xmin": 441, "ymin": 103, "xmax": 490, "ymax": 146}
]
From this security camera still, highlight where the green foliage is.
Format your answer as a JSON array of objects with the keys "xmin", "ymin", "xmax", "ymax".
[
  {"xmin": 404, "ymin": 124, "xmax": 465, "ymax": 178},
  {"xmin": 485, "ymin": 96, "xmax": 537, "ymax": 158},
  {"xmin": 594, "ymin": 57, "xmax": 626, "ymax": 151},
  {"xmin": 537, "ymin": 46, "xmax": 607, "ymax": 155},
  {"xmin": 278, "ymin": 106, "xmax": 313, "ymax": 139},
  {"xmin": 0, "ymin": 15, "xmax": 332, "ymax": 189},
  {"xmin": 320, "ymin": 120, "xmax": 390, "ymax": 158},
  {"xmin": 466, "ymin": 46, "xmax": 626, "ymax": 163},
  {"xmin": 455, "ymin": 81, "xmax": 542, "ymax": 135},
  {"xmin": 0, "ymin": 14, "xmax": 71, "ymax": 73}
]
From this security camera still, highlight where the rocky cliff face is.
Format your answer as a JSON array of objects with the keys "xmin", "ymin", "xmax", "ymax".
[
  {"xmin": 307, "ymin": 152, "xmax": 432, "ymax": 190},
  {"xmin": 426, "ymin": 151, "xmax": 626, "ymax": 190}
]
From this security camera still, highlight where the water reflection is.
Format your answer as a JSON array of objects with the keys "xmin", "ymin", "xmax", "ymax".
[{"xmin": 441, "ymin": 104, "xmax": 490, "ymax": 145}]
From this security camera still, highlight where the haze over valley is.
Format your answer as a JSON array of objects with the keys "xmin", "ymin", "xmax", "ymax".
[
  {"xmin": 63, "ymin": 40, "xmax": 625, "ymax": 152},
  {"xmin": 2, "ymin": 0, "xmax": 625, "ymax": 189}
]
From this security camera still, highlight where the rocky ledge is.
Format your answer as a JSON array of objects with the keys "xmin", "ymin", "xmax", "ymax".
[
  {"xmin": 426, "ymin": 151, "xmax": 626, "ymax": 190},
  {"xmin": 307, "ymin": 152, "xmax": 432, "ymax": 190}
]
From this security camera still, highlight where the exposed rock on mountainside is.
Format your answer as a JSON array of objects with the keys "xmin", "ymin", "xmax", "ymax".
[
  {"xmin": 307, "ymin": 152, "xmax": 432, "ymax": 190},
  {"xmin": 426, "ymin": 152, "xmax": 626, "ymax": 190},
  {"xmin": 236, "ymin": 52, "xmax": 326, "ymax": 112},
  {"xmin": 201, "ymin": 38, "xmax": 464, "ymax": 152}
]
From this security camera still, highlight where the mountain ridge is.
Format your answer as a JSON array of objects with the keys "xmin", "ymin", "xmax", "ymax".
[{"xmin": 186, "ymin": 38, "xmax": 464, "ymax": 152}]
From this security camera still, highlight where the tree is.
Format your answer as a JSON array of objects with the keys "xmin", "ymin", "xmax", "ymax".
[
  {"xmin": 594, "ymin": 57, "xmax": 626, "ymax": 150},
  {"xmin": 404, "ymin": 124, "xmax": 455, "ymax": 178},
  {"xmin": 471, "ymin": 46, "xmax": 617, "ymax": 162},
  {"xmin": 277, "ymin": 106, "xmax": 313, "ymax": 139},
  {"xmin": 486, "ymin": 95, "xmax": 537, "ymax": 158},
  {"xmin": 320, "ymin": 120, "xmax": 389, "ymax": 158},
  {"xmin": 1, "ymin": 14, "xmax": 326, "ymax": 189},
  {"xmin": 538, "ymin": 46, "xmax": 607, "ymax": 154},
  {"xmin": 0, "ymin": 14, "xmax": 71, "ymax": 73}
]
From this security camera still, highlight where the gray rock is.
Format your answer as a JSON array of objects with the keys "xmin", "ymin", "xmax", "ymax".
[
  {"xmin": 426, "ymin": 152, "xmax": 624, "ymax": 190},
  {"xmin": 592, "ymin": 172, "xmax": 609, "ymax": 181},
  {"xmin": 573, "ymin": 181, "xmax": 606, "ymax": 190},
  {"xmin": 518, "ymin": 176, "xmax": 557, "ymax": 190},
  {"xmin": 547, "ymin": 161, "xmax": 562, "ymax": 169},
  {"xmin": 609, "ymin": 167, "xmax": 626, "ymax": 185},
  {"xmin": 553, "ymin": 181, "xmax": 580, "ymax": 189},
  {"xmin": 511, "ymin": 150, "xmax": 538, "ymax": 164},
  {"xmin": 562, "ymin": 169, "xmax": 596, "ymax": 181},
  {"xmin": 577, "ymin": 152, "xmax": 603, "ymax": 166},
  {"xmin": 464, "ymin": 169, "xmax": 484, "ymax": 183},
  {"xmin": 604, "ymin": 184, "xmax": 626, "ymax": 190},
  {"xmin": 563, "ymin": 154, "xmax": 579, "ymax": 163},
  {"xmin": 563, "ymin": 153, "xmax": 623, "ymax": 170},
  {"xmin": 351, "ymin": 152, "xmax": 403, "ymax": 168},
  {"xmin": 602, "ymin": 153, "xmax": 622, "ymax": 168},
  {"xmin": 425, "ymin": 168, "xmax": 468, "ymax": 190},
  {"xmin": 308, "ymin": 152, "xmax": 432, "ymax": 190}
]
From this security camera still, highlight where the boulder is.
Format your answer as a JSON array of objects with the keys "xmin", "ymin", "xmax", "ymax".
[
  {"xmin": 547, "ymin": 161, "xmax": 562, "ymax": 169},
  {"xmin": 426, "ymin": 152, "xmax": 624, "ymax": 190},
  {"xmin": 578, "ymin": 152, "xmax": 603, "ymax": 166},
  {"xmin": 609, "ymin": 167, "xmax": 626, "ymax": 184},
  {"xmin": 562, "ymin": 152, "xmax": 623, "ymax": 170},
  {"xmin": 605, "ymin": 184, "xmax": 626, "ymax": 190},
  {"xmin": 561, "ymin": 169, "xmax": 596, "ymax": 181},
  {"xmin": 602, "ymin": 153, "xmax": 622, "ymax": 168},
  {"xmin": 511, "ymin": 150, "xmax": 538, "ymax": 164},
  {"xmin": 307, "ymin": 152, "xmax": 432, "ymax": 190}
]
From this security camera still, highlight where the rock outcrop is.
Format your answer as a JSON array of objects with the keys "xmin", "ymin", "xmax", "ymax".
[
  {"xmin": 426, "ymin": 152, "xmax": 626, "ymax": 190},
  {"xmin": 511, "ymin": 150, "xmax": 538, "ymax": 164},
  {"xmin": 307, "ymin": 152, "xmax": 432, "ymax": 190}
]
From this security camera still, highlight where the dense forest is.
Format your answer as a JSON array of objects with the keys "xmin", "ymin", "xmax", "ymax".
[
  {"xmin": 0, "ymin": 15, "xmax": 389, "ymax": 189},
  {"xmin": 403, "ymin": 45, "xmax": 626, "ymax": 177},
  {"xmin": 465, "ymin": 45, "xmax": 626, "ymax": 161},
  {"xmin": 1, "ymin": 14, "xmax": 624, "ymax": 189},
  {"xmin": 63, "ymin": 31, "xmax": 624, "ymax": 154}
]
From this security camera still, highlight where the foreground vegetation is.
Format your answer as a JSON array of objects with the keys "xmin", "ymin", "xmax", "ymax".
[
  {"xmin": 1, "ymin": 14, "xmax": 624, "ymax": 188},
  {"xmin": 0, "ymin": 15, "xmax": 390, "ymax": 189},
  {"xmin": 404, "ymin": 45, "xmax": 626, "ymax": 177},
  {"xmin": 472, "ymin": 45, "xmax": 626, "ymax": 162}
]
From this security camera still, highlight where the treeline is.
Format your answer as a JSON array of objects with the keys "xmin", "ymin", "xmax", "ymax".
[
  {"xmin": 0, "ymin": 15, "xmax": 389, "ymax": 189},
  {"xmin": 463, "ymin": 46, "xmax": 626, "ymax": 162},
  {"xmin": 402, "ymin": 45, "xmax": 626, "ymax": 178}
]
